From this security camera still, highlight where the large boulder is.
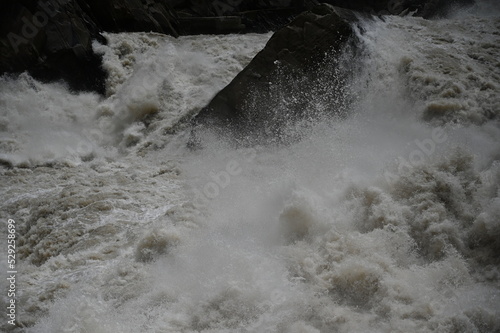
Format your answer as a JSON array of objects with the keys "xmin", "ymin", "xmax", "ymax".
[{"xmin": 191, "ymin": 4, "xmax": 362, "ymax": 145}]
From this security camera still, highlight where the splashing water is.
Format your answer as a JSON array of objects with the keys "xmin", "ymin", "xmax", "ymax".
[{"xmin": 1, "ymin": 4, "xmax": 500, "ymax": 333}]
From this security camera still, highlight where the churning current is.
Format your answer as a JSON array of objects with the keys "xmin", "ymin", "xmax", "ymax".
[{"xmin": 1, "ymin": 2, "xmax": 499, "ymax": 332}]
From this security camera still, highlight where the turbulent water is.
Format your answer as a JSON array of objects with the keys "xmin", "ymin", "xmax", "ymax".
[{"xmin": 1, "ymin": 2, "xmax": 500, "ymax": 332}]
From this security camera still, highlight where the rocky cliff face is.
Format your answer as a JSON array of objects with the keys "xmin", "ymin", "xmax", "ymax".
[
  {"xmin": 0, "ymin": 0, "xmax": 179, "ymax": 93},
  {"xmin": 1, "ymin": 1, "xmax": 104, "ymax": 92}
]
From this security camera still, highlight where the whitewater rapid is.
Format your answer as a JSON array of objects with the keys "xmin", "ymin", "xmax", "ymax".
[{"xmin": 1, "ymin": 3, "xmax": 499, "ymax": 333}]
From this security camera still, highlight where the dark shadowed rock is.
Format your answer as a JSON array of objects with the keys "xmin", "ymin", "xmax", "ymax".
[
  {"xmin": 414, "ymin": 0, "xmax": 475, "ymax": 18},
  {"xmin": 0, "ymin": 0, "xmax": 107, "ymax": 93},
  {"xmin": 81, "ymin": 0, "xmax": 179, "ymax": 36},
  {"xmin": 174, "ymin": 0, "xmax": 322, "ymax": 34},
  {"xmin": 319, "ymin": 0, "xmax": 474, "ymax": 17},
  {"xmin": 191, "ymin": 4, "xmax": 363, "ymax": 145},
  {"xmin": 0, "ymin": 0, "xmax": 179, "ymax": 93}
]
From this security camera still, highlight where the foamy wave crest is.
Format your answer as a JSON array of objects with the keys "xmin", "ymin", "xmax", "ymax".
[
  {"xmin": 0, "ymin": 73, "xmax": 104, "ymax": 167},
  {"xmin": 0, "ymin": 33, "xmax": 271, "ymax": 167}
]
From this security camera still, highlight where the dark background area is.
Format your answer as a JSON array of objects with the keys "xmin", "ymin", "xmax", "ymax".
[{"xmin": 0, "ymin": 0, "xmax": 473, "ymax": 93}]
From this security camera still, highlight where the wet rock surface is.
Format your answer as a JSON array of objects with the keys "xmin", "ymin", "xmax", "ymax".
[{"xmin": 191, "ymin": 4, "xmax": 362, "ymax": 145}]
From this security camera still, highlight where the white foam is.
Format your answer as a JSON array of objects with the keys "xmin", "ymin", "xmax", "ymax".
[{"xmin": 3, "ymin": 7, "xmax": 500, "ymax": 333}]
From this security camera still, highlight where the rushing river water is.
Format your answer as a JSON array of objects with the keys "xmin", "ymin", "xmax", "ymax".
[{"xmin": 1, "ymin": 2, "xmax": 499, "ymax": 332}]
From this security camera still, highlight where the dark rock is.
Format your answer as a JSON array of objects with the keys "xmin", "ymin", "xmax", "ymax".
[
  {"xmin": 174, "ymin": 0, "xmax": 321, "ymax": 34},
  {"xmin": 191, "ymin": 4, "xmax": 363, "ymax": 145},
  {"xmin": 319, "ymin": 0, "xmax": 474, "ymax": 17},
  {"xmin": 415, "ymin": 0, "xmax": 475, "ymax": 18},
  {"xmin": 0, "ymin": 0, "xmax": 179, "ymax": 93},
  {"xmin": 319, "ymin": 0, "xmax": 390, "ymax": 14},
  {"xmin": 239, "ymin": 6, "xmax": 318, "ymax": 33},
  {"xmin": 177, "ymin": 16, "xmax": 246, "ymax": 35},
  {"xmin": 0, "ymin": 0, "xmax": 107, "ymax": 93},
  {"xmin": 81, "ymin": 0, "xmax": 179, "ymax": 36},
  {"xmin": 188, "ymin": 0, "xmax": 476, "ymax": 146},
  {"xmin": 172, "ymin": 0, "xmax": 320, "ymax": 17}
]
